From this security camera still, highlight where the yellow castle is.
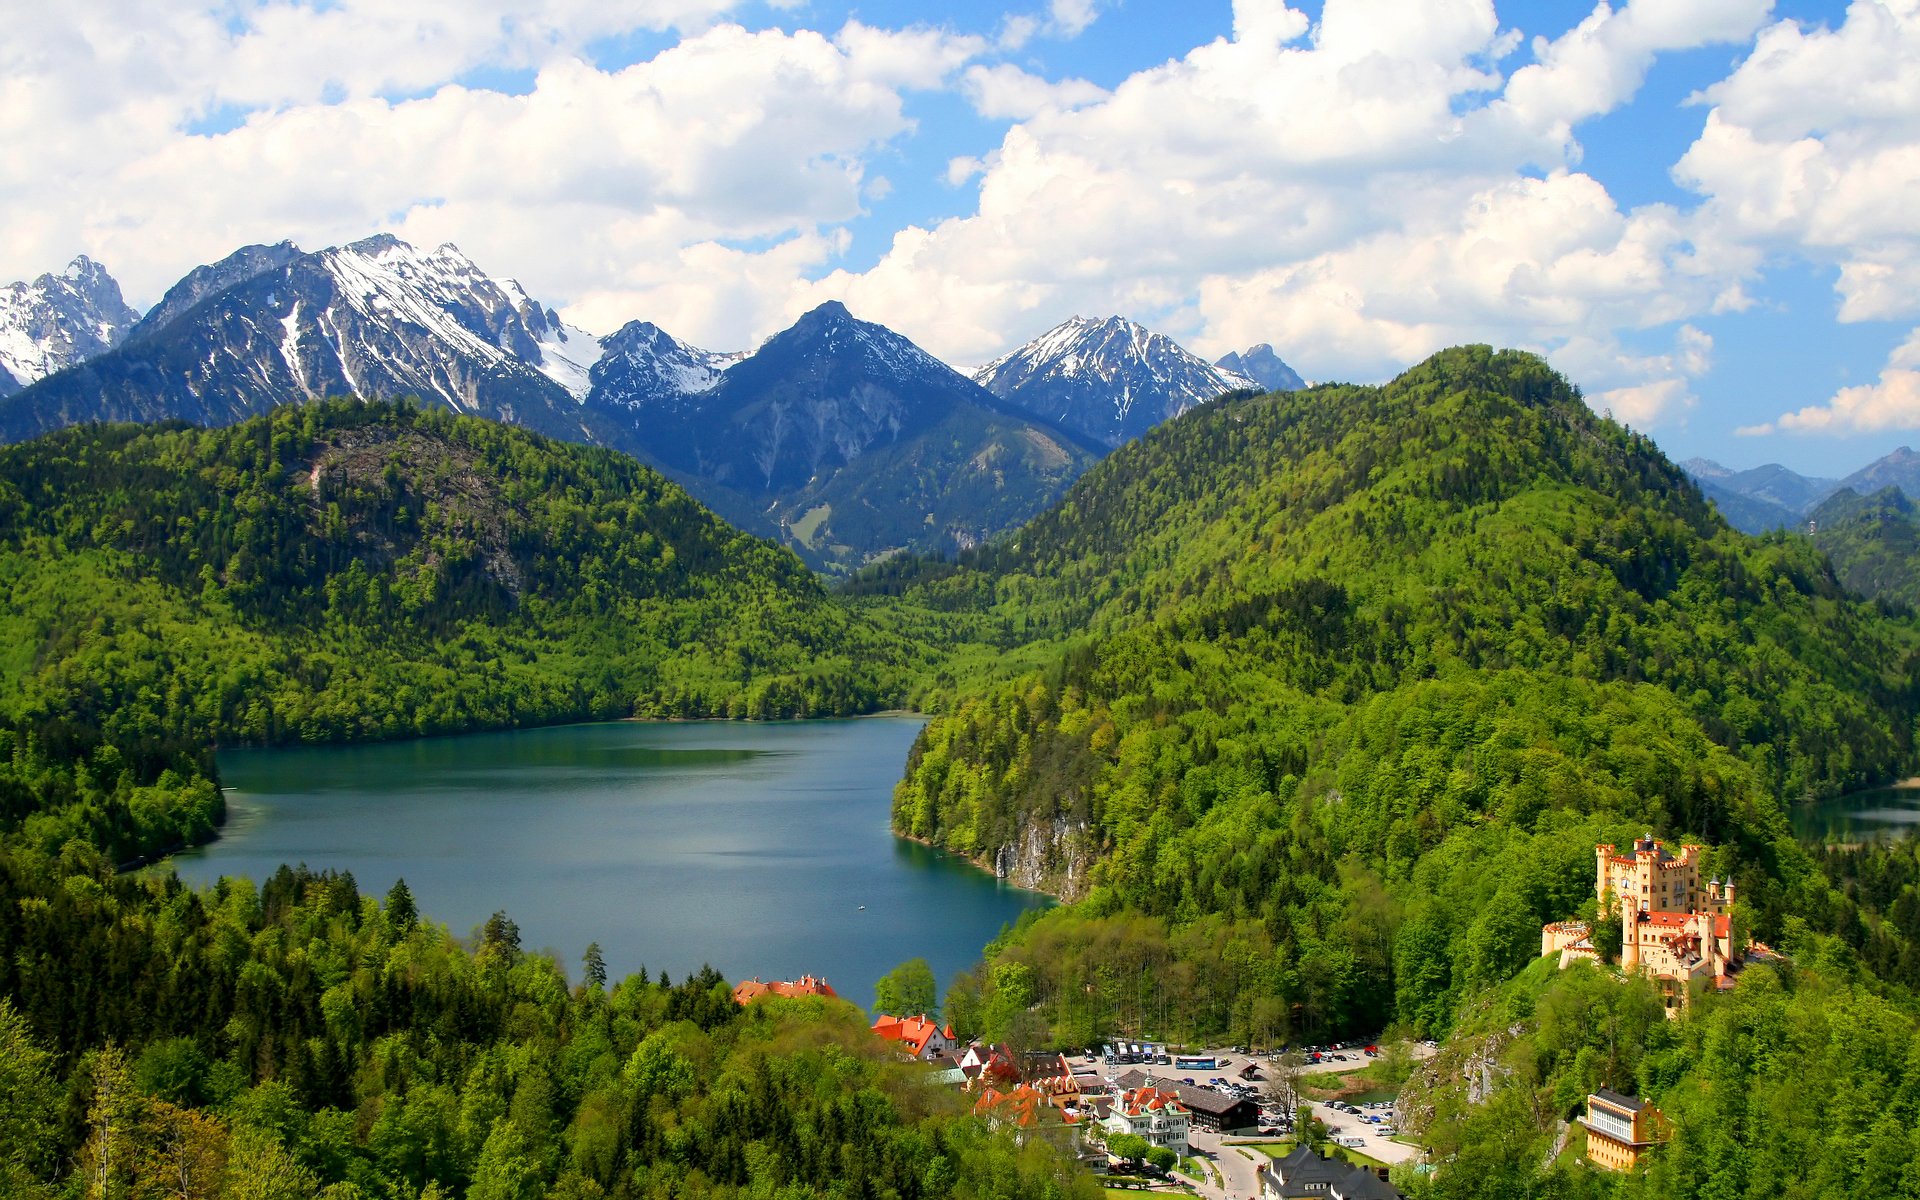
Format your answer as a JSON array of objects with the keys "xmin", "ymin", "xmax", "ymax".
[{"xmin": 1542, "ymin": 834, "xmax": 1741, "ymax": 1011}]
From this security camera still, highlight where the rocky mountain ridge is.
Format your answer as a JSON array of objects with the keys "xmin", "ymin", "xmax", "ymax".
[
  {"xmin": 0, "ymin": 257, "xmax": 140, "ymax": 396},
  {"xmin": 972, "ymin": 313, "xmax": 1265, "ymax": 449},
  {"xmin": 0, "ymin": 242, "xmax": 1127, "ymax": 571}
]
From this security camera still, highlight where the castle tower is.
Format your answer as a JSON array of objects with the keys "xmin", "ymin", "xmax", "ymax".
[
  {"xmin": 1596, "ymin": 844, "xmax": 1616, "ymax": 913},
  {"xmin": 1620, "ymin": 901, "xmax": 1639, "ymax": 972}
]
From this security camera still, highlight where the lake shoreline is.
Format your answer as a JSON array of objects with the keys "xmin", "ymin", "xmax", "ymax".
[{"xmin": 168, "ymin": 718, "xmax": 1042, "ymax": 1007}]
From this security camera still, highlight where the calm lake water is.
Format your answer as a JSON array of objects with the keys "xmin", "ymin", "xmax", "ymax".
[
  {"xmin": 1791, "ymin": 783, "xmax": 1920, "ymax": 843},
  {"xmin": 168, "ymin": 717, "xmax": 1049, "ymax": 1011}
]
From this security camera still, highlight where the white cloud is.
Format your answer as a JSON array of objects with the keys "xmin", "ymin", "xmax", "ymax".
[
  {"xmin": 794, "ymin": 0, "xmax": 1764, "ymax": 423},
  {"xmin": 1675, "ymin": 1, "xmax": 1920, "ymax": 324},
  {"xmin": 1743, "ymin": 325, "xmax": 1920, "ymax": 434},
  {"xmin": 962, "ymin": 64, "xmax": 1108, "ymax": 119},
  {"xmin": 997, "ymin": 0, "xmax": 1108, "ymax": 48},
  {"xmin": 0, "ymin": 16, "xmax": 986, "ymax": 351}
]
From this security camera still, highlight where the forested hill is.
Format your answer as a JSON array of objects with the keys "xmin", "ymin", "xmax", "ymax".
[
  {"xmin": 883, "ymin": 346, "xmax": 1919, "ymax": 1042},
  {"xmin": 0, "ymin": 399, "xmax": 914, "ymax": 861},
  {"xmin": 1809, "ymin": 485, "xmax": 1920, "ymax": 608}
]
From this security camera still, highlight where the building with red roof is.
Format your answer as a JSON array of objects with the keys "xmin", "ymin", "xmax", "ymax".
[
  {"xmin": 870, "ymin": 1013, "xmax": 957, "ymax": 1060},
  {"xmin": 730, "ymin": 974, "xmax": 839, "ymax": 1006},
  {"xmin": 1103, "ymin": 1085, "xmax": 1189, "ymax": 1152},
  {"xmin": 1540, "ymin": 835, "xmax": 1747, "ymax": 1012}
]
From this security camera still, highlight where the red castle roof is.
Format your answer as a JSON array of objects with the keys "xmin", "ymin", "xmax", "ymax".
[{"xmin": 731, "ymin": 974, "xmax": 839, "ymax": 1005}]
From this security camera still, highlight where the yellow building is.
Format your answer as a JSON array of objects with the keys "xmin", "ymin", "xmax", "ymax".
[
  {"xmin": 1544, "ymin": 835, "xmax": 1743, "ymax": 1011},
  {"xmin": 1582, "ymin": 1089, "xmax": 1665, "ymax": 1171}
]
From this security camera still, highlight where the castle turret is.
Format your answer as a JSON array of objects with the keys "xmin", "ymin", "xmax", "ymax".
[{"xmin": 1621, "ymin": 903, "xmax": 1639, "ymax": 972}]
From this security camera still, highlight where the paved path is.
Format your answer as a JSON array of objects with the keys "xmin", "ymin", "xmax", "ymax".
[{"xmin": 1184, "ymin": 1131, "xmax": 1265, "ymax": 1200}]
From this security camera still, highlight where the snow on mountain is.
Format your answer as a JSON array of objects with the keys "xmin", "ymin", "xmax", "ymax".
[
  {"xmin": 314, "ymin": 235, "xmax": 607, "ymax": 405},
  {"xmin": 973, "ymin": 315, "xmax": 1254, "ymax": 449},
  {"xmin": 607, "ymin": 300, "xmax": 1099, "ymax": 571},
  {"xmin": 0, "ymin": 256, "xmax": 139, "ymax": 395},
  {"xmin": 587, "ymin": 320, "xmax": 744, "ymax": 413},
  {"xmin": 130, "ymin": 242, "xmax": 303, "ymax": 344},
  {"xmin": 0, "ymin": 235, "xmax": 605, "ymax": 444}
]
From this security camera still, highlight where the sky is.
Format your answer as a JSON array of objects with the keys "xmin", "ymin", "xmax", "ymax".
[{"xmin": 5, "ymin": 0, "xmax": 1919, "ymax": 476}]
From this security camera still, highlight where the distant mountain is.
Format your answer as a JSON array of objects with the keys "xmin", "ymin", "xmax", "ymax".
[
  {"xmin": 0, "ymin": 257, "xmax": 139, "ymax": 396},
  {"xmin": 1213, "ymin": 343, "xmax": 1304, "ymax": 393},
  {"xmin": 973, "ymin": 315, "xmax": 1256, "ymax": 449},
  {"xmin": 1838, "ymin": 446, "xmax": 1920, "ymax": 500},
  {"xmin": 621, "ymin": 301, "xmax": 1099, "ymax": 572},
  {"xmin": 585, "ymin": 320, "xmax": 743, "ymax": 416},
  {"xmin": 1682, "ymin": 457, "xmax": 1836, "ymax": 533},
  {"xmin": 0, "ymin": 236, "xmax": 601, "ymax": 445},
  {"xmin": 1810, "ymin": 486, "xmax": 1920, "ymax": 607},
  {"xmin": 1682, "ymin": 449, "xmax": 1920, "ymax": 536}
]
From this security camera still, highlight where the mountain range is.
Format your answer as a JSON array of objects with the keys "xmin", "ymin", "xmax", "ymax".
[
  {"xmin": 1683, "ymin": 449, "xmax": 1920, "ymax": 533},
  {"xmin": 0, "ymin": 241, "xmax": 1296, "ymax": 571}
]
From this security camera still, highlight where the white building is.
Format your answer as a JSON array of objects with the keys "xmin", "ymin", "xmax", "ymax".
[{"xmin": 1103, "ymin": 1085, "xmax": 1190, "ymax": 1152}]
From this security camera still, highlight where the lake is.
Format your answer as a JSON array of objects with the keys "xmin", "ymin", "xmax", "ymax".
[
  {"xmin": 1790, "ymin": 781, "xmax": 1920, "ymax": 843},
  {"xmin": 168, "ymin": 717, "xmax": 1049, "ymax": 1011}
]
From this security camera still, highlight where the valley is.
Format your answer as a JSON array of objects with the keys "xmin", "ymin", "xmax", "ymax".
[{"xmin": 2, "ymin": 338, "xmax": 1920, "ymax": 1200}]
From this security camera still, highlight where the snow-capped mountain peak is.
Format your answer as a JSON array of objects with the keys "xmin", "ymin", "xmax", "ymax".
[
  {"xmin": 587, "ymin": 320, "xmax": 744, "ymax": 412},
  {"xmin": 315, "ymin": 235, "xmax": 605, "ymax": 401},
  {"xmin": 0, "ymin": 255, "xmax": 140, "ymax": 395},
  {"xmin": 973, "ymin": 314, "xmax": 1253, "ymax": 448}
]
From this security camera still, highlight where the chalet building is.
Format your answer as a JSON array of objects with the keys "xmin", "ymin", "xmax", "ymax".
[
  {"xmin": 730, "ymin": 974, "xmax": 838, "ymax": 1005},
  {"xmin": 974, "ymin": 1082, "xmax": 1082, "ymax": 1150},
  {"xmin": 1582, "ymin": 1089, "xmax": 1665, "ymax": 1171},
  {"xmin": 870, "ymin": 1013, "xmax": 957, "ymax": 1060},
  {"xmin": 1104, "ymin": 1085, "xmax": 1190, "ymax": 1152},
  {"xmin": 1021, "ymin": 1050, "xmax": 1076, "ymax": 1086},
  {"xmin": 1112, "ymin": 1069, "xmax": 1260, "ymax": 1132},
  {"xmin": 1540, "ymin": 835, "xmax": 1746, "ymax": 1011},
  {"xmin": 1260, "ymin": 1146, "xmax": 1404, "ymax": 1200},
  {"xmin": 958, "ymin": 1042, "xmax": 1023, "ymax": 1089}
]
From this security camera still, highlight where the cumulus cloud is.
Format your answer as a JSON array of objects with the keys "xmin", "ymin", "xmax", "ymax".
[
  {"xmin": 794, "ymin": 0, "xmax": 1768, "ymax": 426},
  {"xmin": 1676, "ymin": 1, "xmax": 1920, "ymax": 324},
  {"xmin": 0, "ymin": 11, "xmax": 986, "ymax": 350},
  {"xmin": 9, "ymin": 0, "xmax": 1900, "ymax": 431},
  {"xmin": 961, "ymin": 64, "xmax": 1108, "ymax": 120},
  {"xmin": 1742, "ymin": 325, "xmax": 1920, "ymax": 435}
]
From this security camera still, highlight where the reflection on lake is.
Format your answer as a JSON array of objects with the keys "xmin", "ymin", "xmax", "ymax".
[
  {"xmin": 1791, "ymin": 782, "xmax": 1920, "ymax": 843},
  {"xmin": 168, "ymin": 717, "xmax": 1050, "ymax": 1010}
]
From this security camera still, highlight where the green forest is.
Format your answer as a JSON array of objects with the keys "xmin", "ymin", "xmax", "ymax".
[
  {"xmin": 4, "ymin": 351, "xmax": 1920, "ymax": 1197},
  {"xmin": 1810, "ymin": 485, "xmax": 1920, "ymax": 609},
  {"xmin": 0, "ymin": 399, "xmax": 918, "ymax": 863},
  {"xmin": 867, "ymin": 348, "xmax": 1920, "ymax": 1198}
]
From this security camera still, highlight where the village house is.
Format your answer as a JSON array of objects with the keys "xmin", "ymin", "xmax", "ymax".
[
  {"xmin": 958, "ymin": 1042, "xmax": 1024, "ymax": 1090},
  {"xmin": 1112, "ymin": 1069, "xmax": 1261, "ymax": 1133},
  {"xmin": 730, "ymin": 974, "xmax": 838, "ymax": 1005},
  {"xmin": 1260, "ymin": 1146, "xmax": 1404, "ymax": 1200},
  {"xmin": 869, "ymin": 1013, "xmax": 957, "ymax": 1060},
  {"xmin": 1103, "ymin": 1085, "xmax": 1190, "ymax": 1153},
  {"xmin": 1582, "ymin": 1089, "xmax": 1666, "ymax": 1171},
  {"xmin": 974, "ymin": 1082, "xmax": 1083, "ymax": 1151},
  {"xmin": 1540, "ymin": 835, "xmax": 1745, "ymax": 1011}
]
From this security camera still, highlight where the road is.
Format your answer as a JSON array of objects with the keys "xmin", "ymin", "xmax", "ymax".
[{"xmin": 1184, "ymin": 1130, "xmax": 1266, "ymax": 1200}]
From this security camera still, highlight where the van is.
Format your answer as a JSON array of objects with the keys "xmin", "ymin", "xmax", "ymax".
[{"xmin": 1336, "ymin": 1136, "xmax": 1366, "ymax": 1149}]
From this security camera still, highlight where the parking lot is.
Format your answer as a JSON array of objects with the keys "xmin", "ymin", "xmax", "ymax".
[{"xmin": 1093, "ymin": 1040, "xmax": 1433, "ymax": 1168}]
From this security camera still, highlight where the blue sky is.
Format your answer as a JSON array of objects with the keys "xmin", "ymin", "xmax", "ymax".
[{"xmin": 5, "ymin": 0, "xmax": 1917, "ymax": 477}]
